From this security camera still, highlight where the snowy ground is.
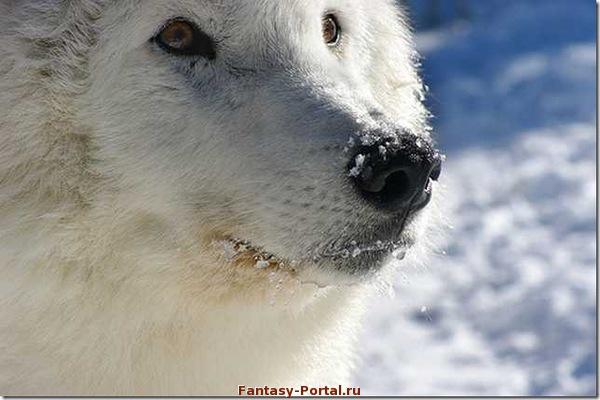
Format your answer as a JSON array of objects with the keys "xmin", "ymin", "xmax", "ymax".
[{"xmin": 352, "ymin": 0, "xmax": 597, "ymax": 396}]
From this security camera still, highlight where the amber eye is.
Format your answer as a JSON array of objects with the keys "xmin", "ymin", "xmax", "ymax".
[
  {"xmin": 322, "ymin": 14, "xmax": 341, "ymax": 46},
  {"xmin": 154, "ymin": 18, "xmax": 216, "ymax": 59}
]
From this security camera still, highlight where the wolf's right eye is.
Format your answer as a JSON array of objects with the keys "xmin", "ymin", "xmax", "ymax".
[{"xmin": 154, "ymin": 18, "xmax": 216, "ymax": 60}]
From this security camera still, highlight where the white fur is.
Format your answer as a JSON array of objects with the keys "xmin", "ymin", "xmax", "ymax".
[{"xmin": 0, "ymin": 0, "xmax": 438, "ymax": 395}]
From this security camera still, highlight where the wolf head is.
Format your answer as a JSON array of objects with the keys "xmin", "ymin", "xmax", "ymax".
[{"xmin": 1, "ymin": 0, "xmax": 442, "ymax": 286}]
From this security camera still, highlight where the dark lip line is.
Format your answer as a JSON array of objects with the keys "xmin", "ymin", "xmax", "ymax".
[{"xmin": 219, "ymin": 234, "xmax": 412, "ymax": 267}]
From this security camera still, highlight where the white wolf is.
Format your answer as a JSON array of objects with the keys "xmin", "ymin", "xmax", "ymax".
[{"xmin": 0, "ymin": 0, "xmax": 443, "ymax": 395}]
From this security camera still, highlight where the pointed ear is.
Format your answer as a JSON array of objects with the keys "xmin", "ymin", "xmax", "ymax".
[{"xmin": 366, "ymin": 1, "xmax": 429, "ymax": 133}]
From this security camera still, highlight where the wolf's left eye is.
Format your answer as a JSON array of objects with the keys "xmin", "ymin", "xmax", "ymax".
[
  {"xmin": 154, "ymin": 18, "xmax": 216, "ymax": 59},
  {"xmin": 322, "ymin": 14, "xmax": 341, "ymax": 47}
]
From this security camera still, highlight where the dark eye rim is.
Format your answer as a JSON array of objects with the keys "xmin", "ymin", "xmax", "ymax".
[
  {"xmin": 152, "ymin": 17, "xmax": 217, "ymax": 60},
  {"xmin": 322, "ymin": 13, "xmax": 341, "ymax": 47}
]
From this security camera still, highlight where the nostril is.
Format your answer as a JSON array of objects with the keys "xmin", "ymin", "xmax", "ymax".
[
  {"xmin": 357, "ymin": 166, "xmax": 416, "ymax": 209},
  {"xmin": 376, "ymin": 169, "xmax": 413, "ymax": 203}
]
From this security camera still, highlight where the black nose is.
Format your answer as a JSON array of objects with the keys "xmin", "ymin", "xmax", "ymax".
[{"xmin": 348, "ymin": 133, "xmax": 443, "ymax": 212}]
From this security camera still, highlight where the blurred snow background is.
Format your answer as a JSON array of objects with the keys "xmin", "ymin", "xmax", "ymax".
[{"xmin": 352, "ymin": 0, "xmax": 597, "ymax": 396}]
